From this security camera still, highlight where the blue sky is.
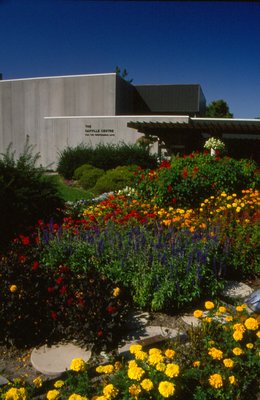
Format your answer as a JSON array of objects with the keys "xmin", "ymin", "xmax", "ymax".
[{"xmin": 1, "ymin": 0, "xmax": 260, "ymax": 118}]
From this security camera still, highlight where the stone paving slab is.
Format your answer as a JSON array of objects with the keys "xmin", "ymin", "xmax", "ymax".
[
  {"xmin": 222, "ymin": 281, "xmax": 254, "ymax": 302},
  {"xmin": 31, "ymin": 343, "xmax": 91, "ymax": 376},
  {"xmin": 0, "ymin": 375, "xmax": 9, "ymax": 386}
]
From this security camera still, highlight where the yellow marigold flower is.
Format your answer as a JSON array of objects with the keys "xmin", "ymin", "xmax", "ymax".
[
  {"xmin": 208, "ymin": 347, "xmax": 223, "ymax": 360},
  {"xmin": 141, "ymin": 379, "xmax": 154, "ymax": 391},
  {"xmin": 135, "ymin": 350, "xmax": 148, "ymax": 361},
  {"xmin": 9, "ymin": 285, "xmax": 17, "ymax": 293},
  {"xmin": 193, "ymin": 361, "xmax": 200, "ymax": 367},
  {"xmin": 228, "ymin": 375, "xmax": 236, "ymax": 385},
  {"xmin": 103, "ymin": 384, "xmax": 118, "ymax": 398},
  {"xmin": 46, "ymin": 390, "xmax": 60, "ymax": 400},
  {"xmin": 236, "ymin": 207, "xmax": 241, "ymax": 213},
  {"xmin": 148, "ymin": 352, "xmax": 164, "ymax": 366},
  {"xmin": 218, "ymin": 306, "xmax": 227, "ymax": 313},
  {"xmin": 102, "ymin": 364, "xmax": 114, "ymax": 374},
  {"xmin": 233, "ymin": 330, "xmax": 243, "ymax": 341},
  {"xmin": 5, "ymin": 387, "xmax": 27, "ymax": 400},
  {"xmin": 128, "ymin": 366, "xmax": 145, "ymax": 381},
  {"xmin": 128, "ymin": 360, "xmax": 138, "ymax": 369},
  {"xmin": 232, "ymin": 347, "xmax": 243, "ymax": 356},
  {"xmin": 244, "ymin": 317, "xmax": 258, "ymax": 331},
  {"xmin": 129, "ymin": 344, "xmax": 143, "ymax": 354},
  {"xmin": 209, "ymin": 373, "xmax": 223, "ymax": 389},
  {"xmin": 193, "ymin": 309, "xmax": 203, "ymax": 318},
  {"xmin": 256, "ymin": 331, "xmax": 260, "ymax": 338},
  {"xmin": 236, "ymin": 305, "xmax": 244, "ymax": 312},
  {"xmin": 70, "ymin": 358, "xmax": 86, "ymax": 372},
  {"xmin": 128, "ymin": 384, "xmax": 141, "ymax": 397},
  {"xmin": 225, "ymin": 315, "xmax": 233, "ymax": 322},
  {"xmin": 165, "ymin": 363, "xmax": 180, "ymax": 378},
  {"xmin": 223, "ymin": 358, "xmax": 234, "ymax": 368},
  {"xmin": 32, "ymin": 376, "xmax": 42, "ymax": 388},
  {"xmin": 68, "ymin": 395, "xmax": 87, "ymax": 400},
  {"xmin": 164, "ymin": 349, "xmax": 175, "ymax": 358},
  {"xmin": 246, "ymin": 343, "xmax": 254, "ymax": 349},
  {"xmin": 233, "ymin": 323, "xmax": 246, "ymax": 333},
  {"xmin": 204, "ymin": 317, "xmax": 212, "ymax": 323},
  {"xmin": 54, "ymin": 380, "xmax": 64, "ymax": 389},
  {"xmin": 156, "ymin": 362, "xmax": 166, "ymax": 372},
  {"xmin": 112, "ymin": 287, "xmax": 120, "ymax": 297},
  {"xmin": 205, "ymin": 301, "xmax": 215, "ymax": 310},
  {"xmin": 149, "ymin": 348, "xmax": 162, "ymax": 355},
  {"xmin": 158, "ymin": 381, "xmax": 175, "ymax": 398}
]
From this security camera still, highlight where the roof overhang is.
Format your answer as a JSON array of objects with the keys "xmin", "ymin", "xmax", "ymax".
[{"xmin": 127, "ymin": 117, "xmax": 260, "ymax": 135}]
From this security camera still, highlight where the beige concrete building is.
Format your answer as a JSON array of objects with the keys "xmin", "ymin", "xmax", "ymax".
[{"xmin": 0, "ymin": 72, "xmax": 259, "ymax": 167}]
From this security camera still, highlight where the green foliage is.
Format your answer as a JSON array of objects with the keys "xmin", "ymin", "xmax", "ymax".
[
  {"xmin": 92, "ymin": 165, "xmax": 138, "ymax": 195},
  {"xmin": 79, "ymin": 167, "xmax": 105, "ymax": 191},
  {"xmin": 73, "ymin": 163, "xmax": 95, "ymax": 180},
  {"xmin": 45, "ymin": 174, "xmax": 92, "ymax": 202},
  {"xmin": 134, "ymin": 153, "xmax": 259, "ymax": 208},
  {"xmin": 0, "ymin": 233, "xmax": 129, "ymax": 350},
  {"xmin": 205, "ymin": 99, "xmax": 233, "ymax": 118},
  {"xmin": 57, "ymin": 143, "xmax": 157, "ymax": 179},
  {"xmin": 0, "ymin": 141, "xmax": 64, "ymax": 251}
]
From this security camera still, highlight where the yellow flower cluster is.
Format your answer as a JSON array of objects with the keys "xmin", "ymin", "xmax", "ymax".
[
  {"xmin": 4, "ymin": 387, "xmax": 27, "ymax": 400},
  {"xmin": 208, "ymin": 347, "xmax": 223, "ymax": 360},
  {"xmin": 208, "ymin": 373, "xmax": 223, "ymax": 389},
  {"xmin": 70, "ymin": 358, "xmax": 87, "ymax": 372}
]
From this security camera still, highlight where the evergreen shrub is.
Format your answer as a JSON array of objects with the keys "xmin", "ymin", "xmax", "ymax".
[
  {"xmin": 73, "ymin": 163, "xmax": 95, "ymax": 180},
  {"xmin": 92, "ymin": 165, "xmax": 138, "ymax": 195},
  {"xmin": 57, "ymin": 143, "xmax": 157, "ymax": 179},
  {"xmin": 0, "ymin": 141, "xmax": 64, "ymax": 251},
  {"xmin": 79, "ymin": 167, "xmax": 105, "ymax": 191}
]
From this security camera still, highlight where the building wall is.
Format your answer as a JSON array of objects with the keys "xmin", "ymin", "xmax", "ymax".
[
  {"xmin": 0, "ymin": 73, "xmax": 117, "ymax": 162},
  {"xmin": 44, "ymin": 115, "xmax": 190, "ymax": 168}
]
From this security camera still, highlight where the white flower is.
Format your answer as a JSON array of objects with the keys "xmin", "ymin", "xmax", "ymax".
[{"xmin": 204, "ymin": 137, "xmax": 225, "ymax": 150}]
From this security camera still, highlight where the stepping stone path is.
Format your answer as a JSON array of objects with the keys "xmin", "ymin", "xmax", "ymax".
[{"xmin": 30, "ymin": 343, "xmax": 91, "ymax": 376}]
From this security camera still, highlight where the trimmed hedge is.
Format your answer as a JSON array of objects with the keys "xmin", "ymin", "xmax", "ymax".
[{"xmin": 57, "ymin": 143, "xmax": 158, "ymax": 179}]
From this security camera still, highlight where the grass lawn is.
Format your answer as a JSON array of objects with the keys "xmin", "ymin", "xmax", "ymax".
[{"xmin": 45, "ymin": 174, "xmax": 92, "ymax": 202}]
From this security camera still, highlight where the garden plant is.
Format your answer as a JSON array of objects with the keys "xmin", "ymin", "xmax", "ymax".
[{"xmin": 0, "ymin": 141, "xmax": 259, "ymax": 399}]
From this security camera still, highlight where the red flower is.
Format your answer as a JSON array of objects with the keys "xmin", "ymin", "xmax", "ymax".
[
  {"xmin": 19, "ymin": 255, "xmax": 27, "ymax": 263},
  {"xmin": 67, "ymin": 297, "xmax": 73, "ymax": 305},
  {"xmin": 60, "ymin": 285, "xmax": 67, "ymax": 295},
  {"xmin": 193, "ymin": 167, "xmax": 199, "ymax": 175},
  {"xmin": 182, "ymin": 168, "xmax": 188, "ymax": 178},
  {"xmin": 56, "ymin": 276, "xmax": 63, "ymax": 285},
  {"xmin": 51, "ymin": 311, "xmax": 57, "ymax": 320},
  {"xmin": 59, "ymin": 265, "xmax": 69, "ymax": 273},
  {"xmin": 20, "ymin": 235, "xmax": 30, "ymax": 246},
  {"xmin": 32, "ymin": 261, "xmax": 39, "ymax": 271},
  {"xmin": 159, "ymin": 160, "xmax": 171, "ymax": 169},
  {"xmin": 172, "ymin": 198, "xmax": 177, "ymax": 204},
  {"xmin": 167, "ymin": 185, "xmax": 173, "ymax": 193},
  {"xmin": 107, "ymin": 305, "xmax": 117, "ymax": 314},
  {"xmin": 97, "ymin": 329, "xmax": 103, "ymax": 337},
  {"xmin": 48, "ymin": 287, "xmax": 55, "ymax": 293}
]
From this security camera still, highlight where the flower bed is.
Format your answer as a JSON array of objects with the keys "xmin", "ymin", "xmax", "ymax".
[
  {"xmin": 0, "ymin": 151, "xmax": 259, "ymax": 398},
  {"xmin": 0, "ymin": 302, "xmax": 259, "ymax": 400}
]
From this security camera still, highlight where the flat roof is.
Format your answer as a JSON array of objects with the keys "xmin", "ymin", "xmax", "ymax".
[{"xmin": 0, "ymin": 72, "xmax": 116, "ymax": 83}]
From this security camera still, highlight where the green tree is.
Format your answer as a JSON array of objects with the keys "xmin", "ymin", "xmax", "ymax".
[
  {"xmin": 114, "ymin": 66, "xmax": 133, "ymax": 83},
  {"xmin": 205, "ymin": 99, "xmax": 233, "ymax": 118}
]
